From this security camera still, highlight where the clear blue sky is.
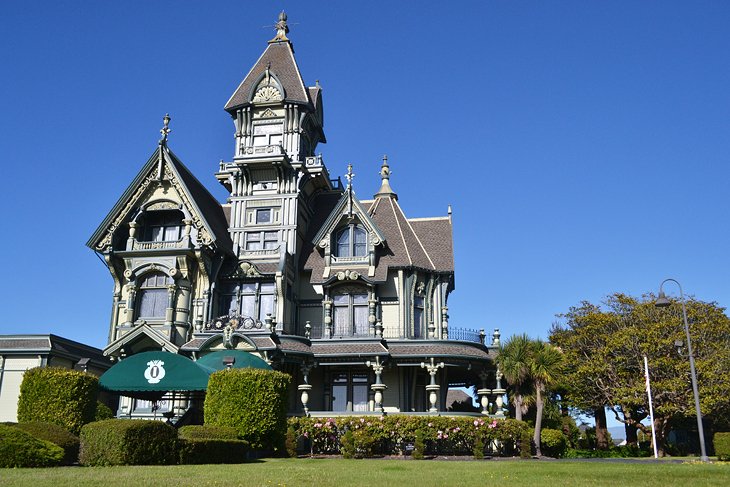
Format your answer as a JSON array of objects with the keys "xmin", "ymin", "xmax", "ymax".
[{"xmin": 1, "ymin": 1, "xmax": 729, "ymax": 349}]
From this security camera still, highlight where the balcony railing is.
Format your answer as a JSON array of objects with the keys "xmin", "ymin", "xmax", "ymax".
[
  {"xmin": 239, "ymin": 144, "xmax": 284, "ymax": 157},
  {"xmin": 130, "ymin": 239, "xmax": 191, "ymax": 251},
  {"xmin": 239, "ymin": 247, "xmax": 280, "ymax": 259},
  {"xmin": 448, "ymin": 327, "xmax": 485, "ymax": 344}
]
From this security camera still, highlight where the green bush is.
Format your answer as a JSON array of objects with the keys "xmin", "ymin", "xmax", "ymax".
[
  {"xmin": 341, "ymin": 429, "xmax": 355, "ymax": 459},
  {"xmin": 178, "ymin": 438, "xmax": 249, "ymax": 464},
  {"xmin": 178, "ymin": 425, "xmax": 240, "ymax": 440},
  {"xmin": 540, "ymin": 428, "xmax": 568, "ymax": 458},
  {"xmin": 0, "ymin": 424, "xmax": 64, "ymax": 468},
  {"xmin": 14, "ymin": 422, "xmax": 79, "ymax": 465},
  {"xmin": 17, "ymin": 367, "xmax": 98, "ymax": 435},
  {"xmin": 95, "ymin": 401, "xmax": 115, "ymax": 421},
  {"xmin": 79, "ymin": 419, "xmax": 177, "ymax": 466},
  {"xmin": 204, "ymin": 369, "xmax": 291, "ymax": 452},
  {"xmin": 714, "ymin": 432, "xmax": 730, "ymax": 461},
  {"xmin": 285, "ymin": 425, "xmax": 298, "ymax": 458},
  {"xmin": 412, "ymin": 429, "xmax": 425, "ymax": 459}
]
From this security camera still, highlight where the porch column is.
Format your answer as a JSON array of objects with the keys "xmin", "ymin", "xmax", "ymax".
[
  {"xmin": 298, "ymin": 363, "xmax": 314, "ymax": 416},
  {"xmin": 477, "ymin": 369, "xmax": 491, "ymax": 415},
  {"xmin": 367, "ymin": 356, "xmax": 386, "ymax": 413},
  {"xmin": 492, "ymin": 367, "xmax": 506, "ymax": 417},
  {"xmin": 421, "ymin": 358, "xmax": 444, "ymax": 413}
]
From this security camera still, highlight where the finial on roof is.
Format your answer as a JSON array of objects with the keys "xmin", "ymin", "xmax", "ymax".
[
  {"xmin": 270, "ymin": 11, "xmax": 290, "ymax": 43},
  {"xmin": 159, "ymin": 113, "xmax": 171, "ymax": 146},
  {"xmin": 345, "ymin": 163, "xmax": 354, "ymax": 189},
  {"xmin": 374, "ymin": 154, "xmax": 398, "ymax": 200}
]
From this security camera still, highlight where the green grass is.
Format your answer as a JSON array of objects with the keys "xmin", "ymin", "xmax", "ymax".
[{"xmin": 2, "ymin": 458, "xmax": 729, "ymax": 486}]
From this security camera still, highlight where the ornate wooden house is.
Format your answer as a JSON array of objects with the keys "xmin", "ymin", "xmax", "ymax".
[{"xmin": 88, "ymin": 13, "xmax": 505, "ymax": 419}]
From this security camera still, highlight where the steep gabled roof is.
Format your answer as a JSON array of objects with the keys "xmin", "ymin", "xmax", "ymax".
[
  {"xmin": 225, "ymin": 41, "xmax": 310, "ymax": 112},
  {"xmin": 87, "ymin": 146, "xmax": 232, "ymax": 253},
  {"xmin": 311, "ymin": 188, "xmax": 386, "ymax": 248},
  {"xmin": 409, "ymin": 217, "xmax": 454, "ymax": 272}
]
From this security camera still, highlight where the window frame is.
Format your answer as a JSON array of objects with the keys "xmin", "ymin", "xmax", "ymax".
[
  {"xmin": 331, "ymin": 288, "xmax": 370, "ymax": 337},
  {"xmin": 141, "ymin": 210, "xmax": 184, "ymax": 243},
  {"xmin": 330, "ymin": 371, "xmax": 370, "ymax": 412},
  {"xmin": 218, "ymin": 282, "xmax": 276, "ymax": 322},
  {"xmin": 334, "ymin": 224, "xmax": 367, "ymax": 258},
  {"xmin": 244, "ymin": 231, "xmax": 279, "ymax": 251},
  {"xmin": 135, "ymin": 272, "xmax": 173, "ymax": 321}
]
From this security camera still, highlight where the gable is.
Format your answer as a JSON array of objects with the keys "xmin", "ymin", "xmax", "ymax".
[
  {"xmin": 311, "ymin": 189, "xmax": 386, "ymax": 250},
  {"xmin": 87, "ymin": 146, "xmax": 232, "ymax": 253}
]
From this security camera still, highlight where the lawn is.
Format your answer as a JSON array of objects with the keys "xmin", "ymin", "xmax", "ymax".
[{"xmin": 3, "ymin": 458, "xmax": 729, "ymax": 487}]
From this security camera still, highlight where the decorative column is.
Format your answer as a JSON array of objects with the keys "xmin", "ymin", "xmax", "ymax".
[
  {"xmin": 477, "ymin": 370, "xmax": 492, "ymax": 415},
  {"xmin": 367, "ymin": 356, "xmax": 386, "ymax": 413},
  {"xmin": 165, "ymin": 283, "xmax": 177, "ymax": 327},
  {"xmin": 323, "ymin": 299, "xmax": 333, "ymax": 338},
  {"xmin": 375, "ymin": 321, "xmax": 384, "ymax": 338},
  {"xmin": 368, "ymin": 296, "xmax": 377, "ymax": 336},
  {"xmin": 304, "ymin": 321, "xmax": 311, "ymax": 339},
  {"xmin": 441, "ymin": 306, "xmax": 449, "ymax": 339},
  {"xmin": 182, "ymin": 219, "xmax": 192, "ymax": 246},
  {"xmin": 421, "ymin": 358, "xmax": 444, "ymax": 413},
  {"xmin": 124, "ymin": 280, "xmax": 136, "ymax": 326},
  {"xmin": 428, "ymin": 319, "xmax": 436, "ymax": 339},
  {"xmin": 492, "ymin": 367, "xmax": 506, "ymax": 417},
  {"xmin": 127, "ymin": 222, "xmax": 138, "ymax": 250},
  {"xmin": 298, "ymin": 363, "xmax": 314, "ymax": 416}
]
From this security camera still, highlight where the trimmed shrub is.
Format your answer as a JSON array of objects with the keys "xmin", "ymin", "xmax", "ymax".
[
  {"xmin": 79, "ymin": 419, "xmax": 177, "ymax": 466},
  {"xmin": 178, "ymin": 438, "xmax": 249, "ymax": 464},
  {"xmin": 95, "ymin": 401, "xmax": 115, "ymax": 421},
  {"xmin": 178, "ymin": 425, "xmax": 240, "ymax": 440},
  {"xmin": 285, "ymin": 425, "xmax": 298, "ymax": 458},
  {"xmin": 205, "ymin": 369, "xmax": 291, "ymax": 452},
  {"xmin": 17, "ymin": 367, "xmax": 98, "ymax": 435},
  {"xmin": 14, "ymin": 422, "xmax": 79, "ymax": 465},
  {"xmin": 412, "ymin": 429, "xmax": 425, "ymax": 460},
  {"xmin": 341, "ymin": 429, "xmax": 355, "ymax": 459},
  {"xmin": 0, "ymin": 423, "xmax": 64, "ymax": 468},
  {"xmin": 715, "ymin": 432, "xmax": 730, "ymax": 461},
  {"xmin": 540, "ymin": 428, "xmax": 568, "ymax": 458}
]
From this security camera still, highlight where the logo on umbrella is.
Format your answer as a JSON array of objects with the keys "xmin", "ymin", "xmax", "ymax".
[{"xmin": 144, "ymin": 360, "xmax": 166, "ymax": 384}]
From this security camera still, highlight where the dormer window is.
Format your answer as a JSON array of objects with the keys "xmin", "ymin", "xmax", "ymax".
[
  {"xmin": 141, "ymin": 210, "xmax": 183, "ymax": 242},
  {"xmin": 335, "ymin": 224, "xmax": 367, "ymax": 258}
]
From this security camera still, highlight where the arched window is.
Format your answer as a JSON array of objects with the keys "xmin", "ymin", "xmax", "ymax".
[
  {"xmin": 332, "ymin": 288, "xmax": 369, "ymax": 337},
  {"xmin": 141, "ymin": 210, "xmax": 184, "ymax": 242},
  {"xmin": 334, "ymin": 225, "xmax": 367, "ymax": 257},
  {"xmin": 136, "ymin": 272, "xmax": 172, "ymax": 320}
]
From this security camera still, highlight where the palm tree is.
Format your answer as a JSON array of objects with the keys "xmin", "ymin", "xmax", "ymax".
[
  {"xmin": 497, "ymin": 334, "xmax": 533, "ymax": 421},
  {"xmin": 530, "ymin": 340, "xmax": 564, "ymax": 457}
]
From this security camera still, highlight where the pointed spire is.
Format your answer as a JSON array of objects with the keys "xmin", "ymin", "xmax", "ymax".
[
  {"xmin": 374, "ymin": 154, "xmax": 398, "ymax": 200},
  {"xmin": 346, "ymin": 163, "xmax": 355, "ymax": 219},
  {"xmin": 269, "ymin": 11, "xmax": 290, "ymax": 43}
]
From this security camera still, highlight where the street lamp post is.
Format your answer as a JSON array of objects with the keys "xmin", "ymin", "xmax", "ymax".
[{"xmin": 655, "ymin": 278, "xmax": 708, "ymax": 462}]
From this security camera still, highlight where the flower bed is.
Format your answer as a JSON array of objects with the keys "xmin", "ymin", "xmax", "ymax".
[{"xmin": 288, "ymin": 416, "xmax": 529, "ymax": 458}]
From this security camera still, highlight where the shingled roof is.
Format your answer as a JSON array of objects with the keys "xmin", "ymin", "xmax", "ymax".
[{"xmin": 225, "ymin": 40, "xmax": 311, "ymax": 112}]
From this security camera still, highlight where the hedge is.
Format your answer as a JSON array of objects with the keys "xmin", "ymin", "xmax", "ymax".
[
  {"xmin": 288, "ymin": 416, "xmax": 531, "ymax": 457},
  {"xmin": 17, "ymin": 367, "xmax": 98, "ymax": 435},
  {"xmin": 79, "ymin": 419, "xmax": 177, "ymax": 466},
  {"xmin": 715, "ymin": 432, "xmax": 730, "ymax": 461},
  {"xmin": 178, "ymin": 425, "xmax": 240, "ymax": 440},
  {"xmin": 178, "ymin": 438, "xmax": 249, "ymax": 464},
  {"xmin": 0, "ymin": 424, "xmax": 64, "ymax": 468},
  {"xmin": 14, "ymin": 422, "xmax": 80, "ymax": 465},
  {"xmin": 204, "ymin": 369, "xmax": 291, "ymax": 451},
  {"xmin": 95, "ymin": 401, "xmax": 115, "ymax": 421},
  {"xmin": 540, "ymin": 428, "xmax": 568, "ymax": 458}
]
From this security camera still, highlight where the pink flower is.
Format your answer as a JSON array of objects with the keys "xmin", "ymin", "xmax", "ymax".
[{"xmin": 360, "ymin": 418, "xmax": 365, "ymax": 423}]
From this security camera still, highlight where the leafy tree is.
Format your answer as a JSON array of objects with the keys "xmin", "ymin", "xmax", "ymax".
[
  {"xmin": 497, "ymin": 334, "xmax": 533, "ymax": 421},
  {"xmin": 551, "ymin": 293, "xmax": 730, "ymax": 456}
]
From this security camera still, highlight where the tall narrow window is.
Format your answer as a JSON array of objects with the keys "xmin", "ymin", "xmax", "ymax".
[
  {"xmin": 238, "ymin": 282, "xmax": 276, "ymax": 322},
  {"xmin": 334, "ymin": 225, "xmax": 367, "ymax": 257},
  {"xmin": 330, "ymin": 372, "xmax": 370, "ymax": 412},
  {"xmin": 414, "ymin": 296, "xmax": 425, "ymax": 338},
  {"xmin": 332, "ymin": 290, "xmax": 369, "ymax": 337},
  {"xmin": 137, "ymin": 272, "xmax": 172, "ymax": 320},
  {"xmin": 142, "ymin": 210, "xmax": 183, "ymax": 242}
]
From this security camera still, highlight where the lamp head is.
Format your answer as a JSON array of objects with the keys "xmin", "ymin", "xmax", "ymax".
[{"xmin": 655, "ymin": 291, "xmax": 671, "ymax": 308}]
